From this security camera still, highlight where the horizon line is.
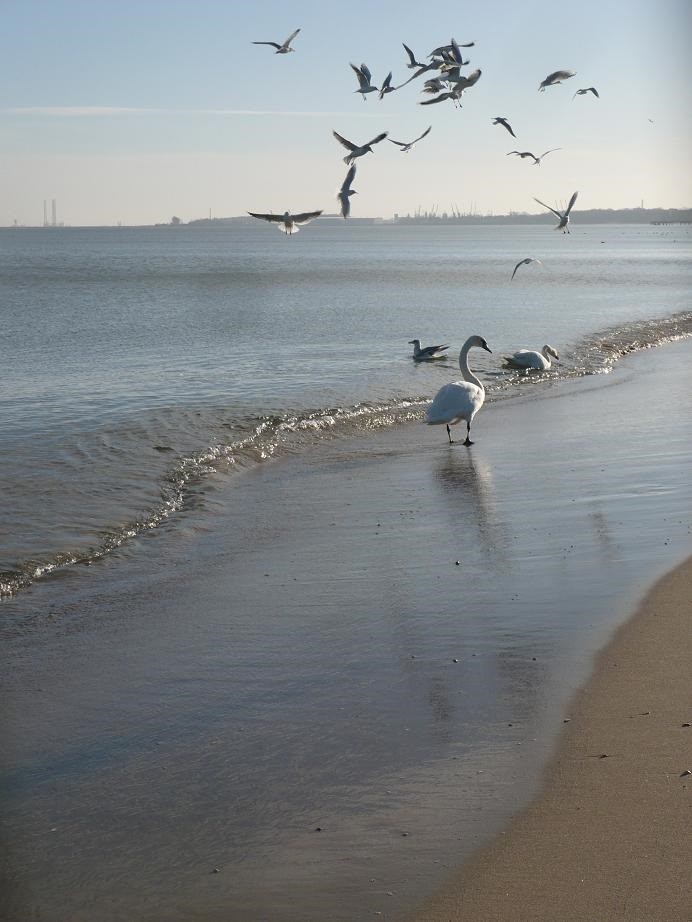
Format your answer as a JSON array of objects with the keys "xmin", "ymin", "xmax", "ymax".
[{"xmin": 2, "ymin": 106, "xmax": 392, "ymax": 119}]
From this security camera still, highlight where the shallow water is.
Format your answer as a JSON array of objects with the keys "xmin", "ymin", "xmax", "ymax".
[
  {"xmin": 1, "ymin": 335, "xmax": 691, "ymax": 921},
  {"xmin": 1, "ymin": 222, "xmax": 691, "ymax": 595}
]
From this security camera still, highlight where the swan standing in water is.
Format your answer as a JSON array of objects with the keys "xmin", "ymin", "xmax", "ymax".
[
  {"xmin": 426, "ymin": 335, "xmax": 492, "ymax": 445},
  {"xmin": 409, "ymin": 339, "xmax": 449, "ymax": 360},
  {"xmin": 504, "ymin": 345, "xmax": 559, "ymax": 370}
]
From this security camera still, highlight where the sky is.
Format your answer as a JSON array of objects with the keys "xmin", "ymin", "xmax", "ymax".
[{"xmin": 2, "ymin": 0, "xmax": 691, "ymax": 226}]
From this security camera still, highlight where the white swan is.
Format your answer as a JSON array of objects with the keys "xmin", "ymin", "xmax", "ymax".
[
  {"xmin": 409, "ymin": 339, "xmax": 449, "ymax": 360},
  {"xmin": 426, "ymin": 335, "xmax": 492, "ymax": 445},
  {"xmin": 504, "ymin": 344, "xmax": 559, "ymax": 370}
]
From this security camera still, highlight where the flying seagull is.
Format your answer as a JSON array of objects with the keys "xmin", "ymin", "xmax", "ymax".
[
  {"xmin": 379, "ymin": 72, "xmax": 395, "ymax": 100},
  {"xmin": 388, "ymin": 125, "xmax": 432, "ymax": 152},
  {"xmin": 436, "ymin": 38, "xmax": 470, "ymax": 73},
  {"xmin": 533, "ymin": 191, "xmax": 579, "ymax": 233},
  {"xmin": 492, "ymin": 117, "xmax": 516, "ymax": 138},
  {"xmin": 403, "ymin": 43, "xmax": 426, "ymax": 69},
  {"xmin": 247, "ymin": 210, "xmax": 322, "ymax": 235},
  {"xmin": 395, "ymin": 62, "xmax": 437, "ymax": 89},
  {"xmin": 419, "ymin": 71, "xmax": 480, "ymax": 108},
  {"xmin": 419, "ymin": 85, "xmax": 464, "ymax": 107},
  {"xmin": 252, "ymin": 28, "xmax": 300, "ymax": 54},
  {"xmin": 421, "ymin": 77, "xmax": 448, "ymax": 95},
  {"xmin": 350, "ymin": 62, "xmax": 378, "ymax": 100},
  {"xmin": 332, "ymin": 130, "xmax": 388, "ymax": 164},
  {"xmin": 539, "ymin": 69, "xmax": 576, "ymax": 91},
  {"xmin": 409, "ymin": 339, "xmax": 449, "ymax": 361},
  {"xmin": 573, "ymin": 87, "xmax": 599, "ymax": 99},
  {"xmin": 429, "ymin": 39, "xmax": 475, "ymax": 56},
  {"xmin": 454, "ymin": 68, "xmax": 482, "ymax": 90},
  {"xmin": 511, "ymin": 257, "xmax": 542, "ymax": 281},
  {"xmin": 507, "ymin": 148, "xmax": 561, "ymax": 166},
  {"xmin": 337, "ymin": 165, "xmax": 357, "ymax": 218}
]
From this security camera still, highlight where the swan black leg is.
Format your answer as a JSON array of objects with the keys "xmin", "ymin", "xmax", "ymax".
[
  {"xmin": 446, "ymin": 424, "xmax": 453, "ymax": 444},
  {"xmin": 463, "ymin": 422, "xmax": 474, "ymax": 446}
]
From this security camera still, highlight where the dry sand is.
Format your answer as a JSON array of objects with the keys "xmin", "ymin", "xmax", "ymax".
[{"xmin": 409, "ymin": 555, "xmax": 692, "ymax": 922}]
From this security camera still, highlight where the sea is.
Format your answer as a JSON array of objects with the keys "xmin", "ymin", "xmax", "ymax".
[
  {"xmin": 1, "ymin": 222, "xmax": 691, "ymax": 597},
  {"xmin": 1, "ymin": 221, "xmax": 692, "ymax": 921}
]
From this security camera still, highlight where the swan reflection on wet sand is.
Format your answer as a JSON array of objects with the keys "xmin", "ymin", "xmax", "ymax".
[{"xmin": 432, "ymin": 450, "xmax": 510, "ymax": 566}]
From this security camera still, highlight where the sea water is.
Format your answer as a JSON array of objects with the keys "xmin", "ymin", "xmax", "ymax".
[
  {"xmin": 1, "ymin": 221, "xmax": 692, "ymax": 921},
  {"xmin": 1, "ymin": 222, "xmax": 690, "ymax": 596}
]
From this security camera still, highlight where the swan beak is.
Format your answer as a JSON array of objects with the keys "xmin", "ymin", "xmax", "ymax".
[{"xmin": 483, "ymin": 345, "xmax": 493, "ymax": 353}]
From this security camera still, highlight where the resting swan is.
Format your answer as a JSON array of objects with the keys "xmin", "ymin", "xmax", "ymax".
[
  {"xmin": 426, "ymin": 335, "xmax": 492, "ymax": 445},
  {"xmin": 504, "ymin": 344, "xmax": 559, "ymax": 370}
]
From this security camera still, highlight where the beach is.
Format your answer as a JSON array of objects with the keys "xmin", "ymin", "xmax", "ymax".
[
  {"xmin": 1, "ymin": 337, "xmax": 691, "ymax": 921},
  {"xmin": 409, "ymin": 554, "xmax": 692, "ymax": 922}
]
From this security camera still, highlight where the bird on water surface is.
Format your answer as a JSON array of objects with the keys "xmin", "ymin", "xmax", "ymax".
[
  {"xmin": 409, "ymin": 339, "xmax": 449, "ymax": 361},
  {"xmin": 504, "ymin": 345, "xmax": 559, "ymax": 370},
  {"xmin": 426, "ymin": 336, "xmax": 492, "ymax": 445}
]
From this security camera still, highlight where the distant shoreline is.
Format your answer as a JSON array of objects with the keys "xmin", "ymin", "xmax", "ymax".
[{"xmin": 4, "ymin": 206, "xmax": 692, "ymax": 230}]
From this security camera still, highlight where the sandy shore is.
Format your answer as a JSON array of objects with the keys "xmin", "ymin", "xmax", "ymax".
[{"xmin": 410, "ymin": 555, "xmax": 692, "ymax": 922}]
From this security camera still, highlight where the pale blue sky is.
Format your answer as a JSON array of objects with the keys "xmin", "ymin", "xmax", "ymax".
[{"xmin": 2, "ymin": 0, "xmax": 691, "ymax": 225}]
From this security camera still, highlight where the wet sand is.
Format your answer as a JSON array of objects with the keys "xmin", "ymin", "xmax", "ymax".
[
  {"xmin": 409, "ymin": 555, "xmax": 692, "ymax": 922},
  {"xmin": 1, "ymin": 339, "xmax": 691, "ymax": 921}
]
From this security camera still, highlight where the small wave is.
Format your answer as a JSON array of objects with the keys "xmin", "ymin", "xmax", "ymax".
[{"xmin": 3, "ymin": 310, "xmax": 690, "ymax": 600}]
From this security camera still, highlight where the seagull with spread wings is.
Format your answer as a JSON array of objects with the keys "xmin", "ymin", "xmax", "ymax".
[
  {"xmin": 538, "ymin": 69, "xmax": 576, "ymax": 91},
  {"xmin": 332, "ymin": 130, "xmax": 388, "ymax": 164},
  {"xmin": 511, "ymin": 257, "xmax": 542, "ymax": 280},
  {"xmin": 492, "ymin": 117, "xmax": 517, "ymax": 138},
  {"xmin": 252, "ymin": 28, "xmax": 300, "ymax": 54},
  {"xmin": 573, "ymin": 87, "xmax": 599, "ymax": 99},
  {"xmin": 337, "ymin": 165, "xmax": 357, "ymax": 219},
  {"xmin": 350, "ymin": 63, "xmax": 378, "ymax": 100},
  {"xmin": 379, "ymin": 72, "xmax": 395, "ymax": 100},
  {"xmin": 533, "ymin": 191, "xmax": 579, "ymax": 233},
  {"xmin": 402, "ymin": 43, "xmax": 427, "ymax": 69},
  {"xmin": 388, "ymin": 126, "xmax": 432, "ymax": 152},
  {"xmin": 429, "ymin": 38, "xmax": 475, "ymax": 56},
  {"xmin": 247, "ymin": 209, "xmax": 322, "ymax": 235},
  {"xmin": 507, "ymin": 148, "xmax": 561, "ymax": 165},
  {"xmin": 419, "ymin": 84, "xmax": 465, "ymax": 107}
]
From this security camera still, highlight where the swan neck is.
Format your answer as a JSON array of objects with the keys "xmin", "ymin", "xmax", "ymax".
[{"xmin": 459, "ymin": 344, "xmax": 483, "ymax": 390}]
